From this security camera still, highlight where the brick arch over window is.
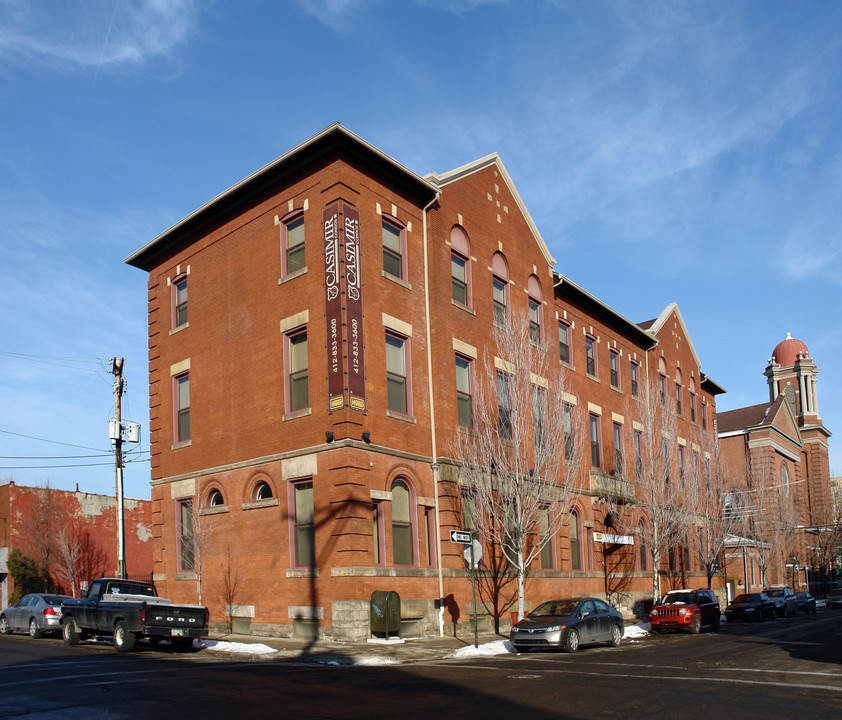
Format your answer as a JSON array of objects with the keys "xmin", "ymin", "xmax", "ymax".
[
  {"xmin": 202, "ymin": 482, "xmax": 225, "ymax": 508},
  {"xmin": 244, "ymin": 472, "xmax": 276, "ymax": 503}
]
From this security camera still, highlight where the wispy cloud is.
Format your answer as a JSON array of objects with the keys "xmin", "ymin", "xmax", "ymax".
[{"xmin": 0, "ymin": 0, "xmax": 198, "ymax": 70}]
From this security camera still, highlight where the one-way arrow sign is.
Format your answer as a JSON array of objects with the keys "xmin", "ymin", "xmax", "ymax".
[{"xmin": 450, "ymin": 530, "xmax": 472, "ymax": 544}]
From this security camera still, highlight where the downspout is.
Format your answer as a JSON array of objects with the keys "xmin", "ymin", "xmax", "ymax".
[{"xmin": 421, "ymin": 189, "xmax": 444, "ymax": 635}]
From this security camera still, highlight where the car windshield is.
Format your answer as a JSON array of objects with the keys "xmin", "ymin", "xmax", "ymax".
[
  {"xmin": 828, "ymin": 589, "xmax": 842, "ymax": 597},
  {"xmin": 765, "ymin": 589, "xmax": 783, "ymax": 597},
  {"xmin": 660, "ymin": 592, "xmax": 696, "ymax": 605},
  {"xmin": 733, "ymin": 594, "xmax": 760, "ymax": 603},
  {"xmin": 42, "ymin": 595, "xmax": 67, "ymax": 605},
  {"xmin": 106, "ymin": 583, "xmax": 156, "ymax": 597},
  {"xmin": 530, "ymin": 600, "xmax": 578, "ymax": 617}
]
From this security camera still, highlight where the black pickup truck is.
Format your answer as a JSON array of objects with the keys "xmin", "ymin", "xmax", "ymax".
[{"xmin": 60, "ymin": 578, "xmax": 208, "ymax": 652}]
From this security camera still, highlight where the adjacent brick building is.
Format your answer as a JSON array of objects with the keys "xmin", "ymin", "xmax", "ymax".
[
  {"xmin": 126, "ymin": 124, "xmax": 726, "ymax": 639},
  {"xmin": 0, "ymin": 480, "xmax": 153, "ymax": 608}
]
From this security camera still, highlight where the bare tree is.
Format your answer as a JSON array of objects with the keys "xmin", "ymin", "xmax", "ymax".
[
  {"xmin": 605, "ymin": 375, "xmax": 693, "ymax": 602},
  {"xmin": 451, "ymin": 312, "xmax": 584, "ymax": 620},
  {"xmin": 186, "ymin": 491, "xmax": 218, "ymax": 606},
  {"xmin": 220, "ymin": 544, "xmax": 242, "ymax": 633},
  {"xmin": 685, "ymin": 435, "xmax": 743, "ymax": 589},
  {"xmin": 54, "ymin": 520, "xmax": 84, "ymax": 598},
  {"xmin": 15, "ymin": 482, "xmax": 60, "ymax": 592}
]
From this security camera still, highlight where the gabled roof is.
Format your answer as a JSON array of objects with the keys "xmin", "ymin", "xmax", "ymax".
[
  {"xmin": 642, "ymin": 302, "xmax": 702, "ymax": 368},
  {"xmin": 425, "ymin": 154, "xmax": 556, "ymax": 268},
  {"xmin": 717, "ymin": 395, "xmax": 801, "ymax": 446},
  {"xmin": 717, "ymin": 401, "xmax": 775, "ymax": 434},
  {"xmin": 126, "ymin": 123, "xmax": 440, "ymax": 271}
]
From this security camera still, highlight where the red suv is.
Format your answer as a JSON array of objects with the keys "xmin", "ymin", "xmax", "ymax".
[{"xmin": 649, "ymin": 589, "xmax": 721, "ymax": 634}]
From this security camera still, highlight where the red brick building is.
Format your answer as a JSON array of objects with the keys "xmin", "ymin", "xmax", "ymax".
[
  {"xmin": 126, "ymin": 124, "xmax": 725, "ymax": 639},
  {"xmin": 0, "ymin": 480, "xmax": 153, "ymax": 608},
  {"xmin": 718, "ymin": 334, "xmax": 834, "ymax": 596}
]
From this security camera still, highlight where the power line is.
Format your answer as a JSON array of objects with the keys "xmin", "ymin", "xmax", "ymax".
[{"xmin": 0, "ymin": 428, "xmax": 109, "ymax": 452}]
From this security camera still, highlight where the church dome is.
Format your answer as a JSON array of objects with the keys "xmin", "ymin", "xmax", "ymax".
[{"xmin": 772, "ymin": 333, "xmax": 809, "ymax": 366}]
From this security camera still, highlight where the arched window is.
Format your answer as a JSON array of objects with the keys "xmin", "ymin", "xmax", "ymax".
[
  {"xmin": 781, "ymin": 463, "xmax": 789, "ymax": 497},
  {"xmin": 207, "ymin": 489, "xmax": 224, "ymax": 507},
  {"xmin": 689, "ymin": 377, "xmax": 697, "ymax": 423},
  {"xmin": 491, "ymin": 252, "xmax": 509, "ymax": 326},
  {"xmin": 658, "ymin": 357, "xmax": 667, "ymax": 405},
  {"xmin": 391, "ymin": 479, "xmax": 415, "ymax": 566},
  {"xmin": 450, "ymin": 226, "xmax": 471, "ymax": 307},
  {"xmin": 674, "ymin": 367, "xmax": 683, "ymax": 417},
  {"xmin": 254, "ymin": 481, "xmax": 273, "ymax": 501},
  {"xmin": 569, "ymin": 510, "xmax": 582, "ymax": 570}
]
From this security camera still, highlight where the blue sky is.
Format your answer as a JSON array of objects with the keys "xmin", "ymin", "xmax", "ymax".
[{"xmin": 1, "ymin": 0, "xmax": 840, "ymax": 500}]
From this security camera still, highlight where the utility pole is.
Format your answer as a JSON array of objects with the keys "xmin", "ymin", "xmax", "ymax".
[{"xmin": 112, "ymin": 357, "xmax": 126, "ymax": 579}]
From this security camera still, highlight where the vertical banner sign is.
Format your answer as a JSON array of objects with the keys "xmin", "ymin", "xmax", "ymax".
[
  {"xmin": 343, "ymin": 203, "xmax": 366, "ymax": 412},
  {"xmin": 323, "ymin": 204, "xmax": 345, "ymax": 411}
]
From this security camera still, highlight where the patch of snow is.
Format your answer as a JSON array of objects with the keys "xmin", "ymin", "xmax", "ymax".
[
  {"xmin": 622, "ymin": 622, "xmax": 651, "ymax": 639},
  {"xmin": 452, "ymin": 639, "xmax": 516, "ymax": 658},
  {"xmin": 197, "ymin": 639, "xmax": 277, "ymax": 655},
  {"xmin": 354, "ymin": 656, "xmax": 401, "ymax": 665}
]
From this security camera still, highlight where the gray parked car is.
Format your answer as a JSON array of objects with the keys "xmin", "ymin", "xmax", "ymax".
[
  {"xmin": 763, "ymin": 586, "xmax": 798, "ymax": 617},
  {"xmin": 0, "ymin": 593, "xmax": 71, "ymax": 638},
  {"xmin": 510, "ymin": 598, "xmax": 624, "ymax": 653}
]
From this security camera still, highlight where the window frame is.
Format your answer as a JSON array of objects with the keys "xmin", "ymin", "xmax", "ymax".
[
  {"xmin": 492, "ymin": 275, "xmax": 509, "ymax": 326},
  {"xmin": 497, "ymin": 370, "xmax": 513, "ymax": 440},
  {"xmin": 609, "ymin": 349, "xmax": 620, "ymax": 389},
  {"xmin": 289, "ymin": 478, "xmax": 315, "ymax": 568},
  {"xmin": 385, "ymin": 330, "xmax": 412, "ymax": 417},
  {"xmin": 172, "ymin": 274, "xmax": 188, "ymax": 330},
  {"xmin": 558, "ymin": 321, "xmax": 571, "ymax": 365},
  {"xmin": 630, "ymin": 360, "xmax": 640, "ymax": 398},
  {"xmin": 177, "ymin": 498, "xmax": 195, "ymax": 572},
  {"xmin": 455, "ymin": 354, "xmax": 474, "ymax": 429},
  {"xmin": 390, "ymin": 478, "xmax": 417, "ymax": 567},
  {"xmin": 585, "ymin": 335, "xmax": 597, "ymax": 378},
  {"xmin": 589, "ymin": 414, "xmax": 602, "ymax": 468},
  {"xmin": 539, "ymin": 505, "xmax": 555, "ymax": 570},
  {"xmin": 613, "ymin": 422, "xmax": 624, "ymax": 475},
  {"xmin": 280, "ymin": 210, "xmax": 306, "ymax": 278},
  {"xmin": 381, "ymin": 215, "xmax": 407, "ymax": 281},
  {"xmin": 451, "ymin": 250, "xmax": 470, "ymax": 307},
  {"xmin": 284, "ymin": 325, "xmax": 310, "ymax": 414},
  {"xmin": 528, "ymin": 297, "xmax": 542, "ymax": 344},
  {"xmin": 569, "ymin": 510, "xmax": 582, "ymax": 571},
  {"xmin": 173, "ymin": 371, "xmax": 190, "ymax": 445}
]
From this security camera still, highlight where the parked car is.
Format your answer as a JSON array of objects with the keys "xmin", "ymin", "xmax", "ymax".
[
  {"xmin": 510, "ymin": 598, "xmax": 624, "ymax": 653},
  {"xmin": 763, "ymin": 586, "xmax": 798, "ymax": 617},
  {"xmin": 649, "ymin": 588, "xmax": 721, "ymax": 634},
  {"xmin": 794, "ymin": 591, "xmax": 816, "ymax": 614},
  {"xmin": 724, "ymin": 592, "xmax": 776, "ymax": 622},
  {"xmin": 826, "ymin": 588, "xmax": 842, "ymax": 608},
  {"xmin": 0, "ymin": 593, "xmax": 71, "ymax": 638}
]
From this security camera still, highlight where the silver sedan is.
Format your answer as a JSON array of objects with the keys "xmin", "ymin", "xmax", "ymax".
[{"xmin": 0, "ymin": 593, "xmax": 70, "ymax": 638}]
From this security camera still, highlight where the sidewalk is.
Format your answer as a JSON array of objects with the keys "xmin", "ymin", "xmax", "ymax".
[{"xmin": 201, "ymin": 630, "xmax": 510, "ymax": 665}]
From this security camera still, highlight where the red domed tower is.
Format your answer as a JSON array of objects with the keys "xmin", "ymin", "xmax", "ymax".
[{"xmin": 764, "ymin": 332, "xmax": 820, "ymax": 423}]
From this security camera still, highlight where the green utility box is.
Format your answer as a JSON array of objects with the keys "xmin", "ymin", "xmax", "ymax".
[{"xmin": 370, "ymin": 591, "xmax": 401, "ymax": 638}]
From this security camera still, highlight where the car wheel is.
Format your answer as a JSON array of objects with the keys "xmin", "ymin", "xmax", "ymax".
[
  {"xmin": 711, "ymin": 614, "xmax": 721, "ymax": 632},
  {"xmin": 609, "ymin": 625, "xmax": 622, "ymax": 647},
  {"xmin": 690, "ymin": 614, "xmax": 701, "ymax": 634},
  {"xmin": 563, "ymin": 628, "xmax": 580, "ymax": 653},
  {"xmin": 113, "ymin": 621, "xmax": 137, "ymax": 653},
  {"xmin": 28, "ymin": 618, "xmax": 43, "ymax": 639},
  {"xmin": 0, "ymin": 615, "xmax": 10, "ymax": 635},
  {"xmin": 61, "ymin": 618, "xmax": 80, "ymax": 646}
]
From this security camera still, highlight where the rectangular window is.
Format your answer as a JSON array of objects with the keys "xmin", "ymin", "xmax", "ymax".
[
  {"xmin": 461, "ymin": 492, "xmax": 477, "ymax": 531},
  {"xmin": 690, "ymin": 392, "xmax": 697, "ymax": 423},
  {"xmin": 613, "ymin": 423, "xmax": 623, "ymax": 475},
  {"xmin": 633, "ymin": 431, "xmax": 643, "ymax": 479},
  {"xmin": 678, "ymin": 445, "xmax": 685, "ymax": 485},
  {"xmin": 284, "ymin": 214, "xmax": 305, "ymax": 275},
  {"xmin": 609, "ymin": 350, "xmax": 620, "ymax": 388},
  {"xmin": 382, "ymin": 218, "xmax": 404, "ymax": 279},
  {"xmin": 532, "ymin": 385, "xmax": 546, "ymax": 449},
  {"xmin": 292, "ymin": 481, "xmax": 315, "ymax": 567},
  {"xmin": 539, "ymin": 506, "xmax": 553, "ymax": 569},
  {"xmin": 386, "ymin": 332, "xmax": 409, "ymax": 414},
  {"xmin": 659, "ymin": 374, "xmax": 667, "ymax": 405},
  {"xmin": 391, "ymin": 482, "xmax": 414, "ymax": 566},
  {"xmin": 589, "ymin": 414, "xmax": 601, "ymax": 468},
  {"xmin": 173, "ymin": 276, "xmax": 188, "ymax": 328},
  {"xmin": 569, "ymin": 512, "xmax": 581, "ymax": 571},
  {"xmin": 630, "ymin": 361, "xmax": 640, "ymax": 397},
  {"xmin": 455, "ymin": 355, "xmax": 473, "ymax": 428},
  {"xmin": 286, "ymin": 328, "xmax": 309, "ymax": 413},
  {"xmin": 451, "ymin": 251, "xmax": 468, "ymax": 305},
  {"xmin": 563, "ymin": 403, "xmax": 574, "ymax": 460},
  {"xmin": 585, "ymin": 336, "xmax": 596, "ymax": 377},
  {"xmin": 372, "ymin": 503, "xmax": 382, "ymax": 565},
  {"xmin": 675, "ymin": 383, "xmax": 683, "ymax": 416},
  {"xmin": 558, "ymin": 322, "xmax": 570, "ymax": 364},
  {"xmin": 528, "ymin": 298, "xmax": 541, "ymax": 344},
  {"xmin": 178, "ymin": 499, "xmax": 194, "ymax": 571},
  {"xmin": 492, "ymin": 277, "xmax": 507, "ymax": 325},
  {"xmin": 702, "ymin": 401, "xmax": 708, "ymax": 430},
  {"xmin": 174, "ymin": 373, "xmax": 190, "ymax": 443},
  {"xmin": 497, "ymin": 371, "xmax": 512, "ymax": 439}
]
